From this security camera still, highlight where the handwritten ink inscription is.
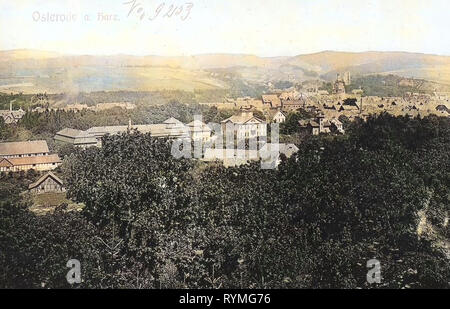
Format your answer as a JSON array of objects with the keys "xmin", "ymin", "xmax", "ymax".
[{"xmin": 123, "ymin": 1, "xmax": 194, "ymax": 21}]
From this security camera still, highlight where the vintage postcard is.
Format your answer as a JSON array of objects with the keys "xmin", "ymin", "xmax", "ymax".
[{"xmin": 0, "ymin": 0, "xmax": 449, "ymax": 297}]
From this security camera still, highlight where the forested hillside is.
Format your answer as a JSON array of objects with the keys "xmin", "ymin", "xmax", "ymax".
[{"xmin": 1, "ymin": 114, "xmax": 448, "ymax": 288}]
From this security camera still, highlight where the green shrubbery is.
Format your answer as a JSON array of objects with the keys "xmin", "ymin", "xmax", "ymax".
[{"xmin": 0, "ymin": 114, "xmax": 449, "ymax": 288}]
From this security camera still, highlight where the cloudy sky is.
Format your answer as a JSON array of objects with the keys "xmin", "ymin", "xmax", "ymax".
[{"xmin": 0, "ymin": 0, "xmax": 448, "ymax": 56}]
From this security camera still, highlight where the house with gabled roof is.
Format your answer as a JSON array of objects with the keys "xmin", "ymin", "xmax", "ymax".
[
  {"xmin": 299, "ymin": 119, "xmax": 321, "ymax": 135},
  {"xmin": 28, "ymin": 172, "xmax": 65, "ymax": 194},
  {"xmin": 0, "ymin": 154, "xmax": 62, "ymax": 172},
  {"xmin": 187, "ymin": 120, "xmax": 212, "ymax": 141},
  {"xmin": 0, "ymin": 101, "xmax": 26, "ymax": 124},
  {"xmin": 272, "ymin": 110, "xmax": 287, "ymax": 123},
  {"xmin": 162, "ymin": 117, "xmax": 189, "ymax": 138},
  {"xmin": 0, "ymin": 140, "xmax": 50, "ymax": 158},
  {"xmin": 83, "ymin": 117, "xmax": 189, "ymax": 146},
  {"xmin": 164, "ymin": 117, "xmax": 185, "ymax": 128},
  {"xmin": 0, "ymin": 140, "xmax": 61, "ymax": 172},
  {"xmin": 0, "ymin": 109, "xmax": 25, "ymax": 124},
  {"xmin": 299, "ymin": 114, "xmax": 344, "ymax": 135},
  {"xmin": 54, "ymin": 128, "xmax": 99, "ymax": 148},
  {"xmin": 436, "ymin": 105, "xmax": 449, "ymax": 114},
  {"xmin": 282, "ymin": 100, "xmax": 305, "ymax": 112},
  {"xmin": 280, "ymin": 91, "xmax": 301, "ymax": 101},
  {"xmin": 262, "ymin": 95, "xmax": 282, "ymax": 108},
  {"xmin": 221, "ymin": 111, "xmax": 267, "ymax": 139}
]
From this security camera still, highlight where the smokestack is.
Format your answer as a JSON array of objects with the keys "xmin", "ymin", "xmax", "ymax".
[
  {"xmin": 360, "ymin": 97, "xmax": 363, "ymax": 115},
  {"xmin": 10, "ymin": 101, "xmax": 12, "ymax": 112}
]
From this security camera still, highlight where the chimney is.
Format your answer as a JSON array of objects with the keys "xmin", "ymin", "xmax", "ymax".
[{"xmin": 241, "ymin": 111, "xmax": 253, "ymax": 118}]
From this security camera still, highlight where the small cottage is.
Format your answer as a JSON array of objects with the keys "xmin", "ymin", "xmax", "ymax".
[
  {"xmin": 272, "ymin": 111, "xmax": 287, "ymax": 123},
  {"xmin": 28, "ymin": 172, "xmax": 66, "ymax": 194}
]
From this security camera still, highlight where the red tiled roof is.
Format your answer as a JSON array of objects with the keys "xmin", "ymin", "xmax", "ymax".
[
  {"xmin": 0, "ymin": 140, "xmax": 49, "ymax": 156},
  {"xmin": 6, "ymin": 154, "xmax": 62, "ymax": 166}
]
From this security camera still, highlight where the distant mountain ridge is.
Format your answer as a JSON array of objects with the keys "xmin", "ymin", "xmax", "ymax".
[
  {"xmin": 1, "ymin": 49, "xmax": 448, "ymax": 68},
  {"xmin": 1, "ymin": 49, "xmax": 449, "ymax": 93}
]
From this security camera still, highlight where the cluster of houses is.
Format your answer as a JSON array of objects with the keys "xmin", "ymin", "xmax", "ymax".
[
  {"xmin": 0, "ymin": 139, "xmax": 67, "ymax": 194},
  {"xmin": 0, "ymin": 110, "xmax": 345, "ymax": 196},
  {"xmin": 53, "ymin": 110, "xmax": 348, "ymax": 168},
  {"xmin": 54, "ymin": 113, "xmax": 270, "ymax": 149},
  {"xmin": 199, "ymin": 70, "xmax": 450, "ymax": 124},
  {"xmin": 299, "ymin": 114, "xmax": 345, "ymax": 135},
  {"xmin": 200, "ymin": 91, "xmax": 308, "ymax": 115},
  {"xmin": 54, "ymin": 117, "xmax": 209, "ymax": 148},
  {"xmin": 0, "ymin": 101, "xmax": 25, "ymax": 124},
  {"xmin": 261, "ymin": 91, "xmax": 311, "ymax": 112},
  {"xmin": 199, "ymin": 73, "xmax": 354, "ymax": 119},
  {"xmin": 54, "ymin": 112, "xmax": 301, "ymax": 168},
  {"xmin": 198, "ymin": 78, "xmax": 361, "ymax": 124}
]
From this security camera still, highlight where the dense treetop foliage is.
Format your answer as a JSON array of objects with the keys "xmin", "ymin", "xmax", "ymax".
[
  {"xmin": 0, "ymin": 114, "xmax": 449, "ymax": 288},
  {"xmin": 346, "ymin": 74, "xmax": 446, "ymax": 97}
]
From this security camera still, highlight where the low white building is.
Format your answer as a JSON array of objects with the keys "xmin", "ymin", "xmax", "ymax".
[
  {"xmin": 0, "ymin": 102, "xmax": 25, "ymax": 124},
  {"xmin": 259, "ymin": 143, "xmax": 299, "ymax": 168},
  {"xmin": 54, "ymin": 128, "xmax": 99, "ymax": 148},
  {"xmin": 57, "ymin": 118, "xmax": 191, "ymax": 148},
  {"xmin": 272, "ymin": 111, "xmax": 287, "ymax": 123},
  {"xmin": 187, "ymin": 120, "xmax": 212, "ymax": 142},
  {"xmin": 221, "ymin": 111, "xmax": 267, "ymax": 140}
]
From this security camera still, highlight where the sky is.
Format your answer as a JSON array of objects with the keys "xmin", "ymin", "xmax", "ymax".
[{"xmin": 0, "ymin": 0, "xmax": 449, "ymax": 57}]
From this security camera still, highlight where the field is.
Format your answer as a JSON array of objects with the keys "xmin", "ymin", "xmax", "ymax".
[
  {"xmin": 0, "ymin": 66, "xmax": 229, "ymax": 94},
  {"xmin": 28, "ymin": 192, "xmax": 83, "ymax": 215},
  {"xmin": 385, "ymin": 65, "xmax": 450, "ymax": 86}
]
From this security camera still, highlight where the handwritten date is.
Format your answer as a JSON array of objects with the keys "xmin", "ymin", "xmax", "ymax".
[{"xmin": 123, "ymin": 1, "xmax": 194, "ymax": 21}]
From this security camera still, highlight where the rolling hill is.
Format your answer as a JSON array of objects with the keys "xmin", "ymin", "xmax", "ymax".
[{"xmin": 0, "ymin": 49, "xmax": 449, "ymax": 93}]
